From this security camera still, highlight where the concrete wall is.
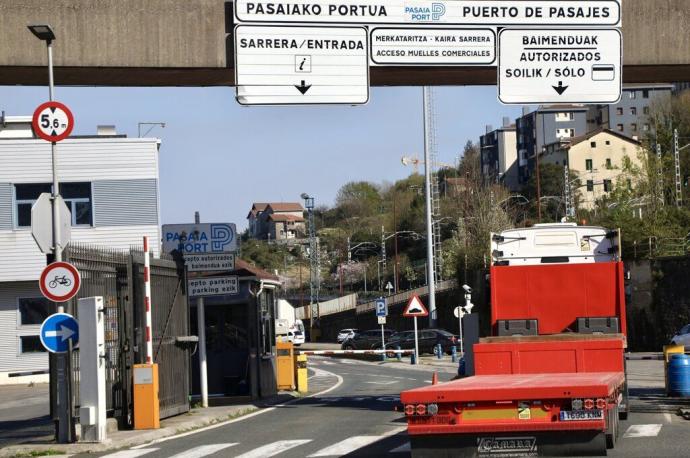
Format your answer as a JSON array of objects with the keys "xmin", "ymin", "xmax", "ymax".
[{"xmin": 0, "ymin": 1, "xmax": 689, "ymax": 86}]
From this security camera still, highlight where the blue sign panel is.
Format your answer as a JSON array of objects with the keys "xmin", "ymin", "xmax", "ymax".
[
  {"xmin": 375, "ymin": 298, "xmax": 387, "ymax": 317},
  {"xmin": 40, "ymin": 313, "xmax": 79, "ymax": 353},
  {"xmin": 162, "ymin": 223, "xmax": 237, "ymax": 254}
]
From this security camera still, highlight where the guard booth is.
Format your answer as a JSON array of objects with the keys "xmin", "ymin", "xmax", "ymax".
[{"xmin": 190, "ymin": 259, "xmax": 279, "ymax": 402}]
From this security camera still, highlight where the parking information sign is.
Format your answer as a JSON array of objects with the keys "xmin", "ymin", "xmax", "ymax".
[
  {"xmin": 375, "ymin": 298, "xmax": 387, "ymax": 317},
  {"xmin": 162, "ymin": 223, "xmax": 237, "ymax": 254},
  {"xmin": 498, "ymin": 28, "xmax": 621, "ymax": 104},
  {"xmin": 188, "ymin": 276, "xmax": 239, "ymax": 297}
]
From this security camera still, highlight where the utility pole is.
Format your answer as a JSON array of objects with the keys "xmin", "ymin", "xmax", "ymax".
[
  {"xmin": 656, "ymin": 142, "xmax": 664, "ymax": 207},
  {"xmin": 393, "ymin": 195, "xmax": 399, "ymax": 293},
  {"xmin": 674, "ymin": 128, "xmax": 682, "ymax": 207},
  {"xmin": 536, "ymin": 147, "xmax": 542, "ymax": 222},
  {"xmin": 564, "ymin": 165, "xmax": 574, "ymax": 219},
  {"xmin": 423, "ymin": 87, "xmax": 437, "ymax": 327}
]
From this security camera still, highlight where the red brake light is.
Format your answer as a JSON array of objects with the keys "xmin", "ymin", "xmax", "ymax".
[
  {"xmin": 416, "ymin": 404, "xmax": 427, "ymax": 415},
  {"xmin": 596, "ymin": 398, "xmax": 607, "ymax": 410},
  {"xmin": 584, "ymin": 399, "xmax": 595, "ymax": 410},
  {"xmin": 405, "ymin": 404, "xmax": 415, "ymax": 416}
]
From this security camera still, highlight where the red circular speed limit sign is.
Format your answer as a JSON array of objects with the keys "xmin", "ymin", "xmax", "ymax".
[
  {"xmin": 39, "ymin": 261, "xmax": 81, "ymax": 302},
  {"xmin": 32, "ymin": 101, "xmax": 74, "ymax": 142}
]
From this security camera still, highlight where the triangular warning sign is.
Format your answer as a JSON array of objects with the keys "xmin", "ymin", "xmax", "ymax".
[{"xmin": 403, "ymin": 294, "xmax": 428, "ymax": 317}]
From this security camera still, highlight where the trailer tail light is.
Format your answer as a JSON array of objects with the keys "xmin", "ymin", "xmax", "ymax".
[
  {"xmin": 584, "ymin": 398, "xmax": 595, "ymax": 410},
  {"xmin": 571, "ymin": 399, "xmax": 583, "ymax": 410},
  {"xmin": 596, "ymin": 398, "xmax": 607, "ymax": 410},
  {"xmin": 405, "ymin": 404, "xmax": 415, "ymax": 416},
  {"xmin": 416, "ymin": 404, "xmax": 427, "ymax": 415},
  {"xmin": 427, "ymin": 403, "xmax": 439, "ymax": 415}
]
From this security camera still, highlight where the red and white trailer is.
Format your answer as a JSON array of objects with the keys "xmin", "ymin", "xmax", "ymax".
[{"xmin": 401, "ymin": 224, "xmax": 628, "ymax": 457}]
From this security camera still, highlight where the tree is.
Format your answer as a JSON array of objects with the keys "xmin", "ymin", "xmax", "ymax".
[{"xmin": 334, "ymin": 181, "xmax": 382, "ymax": 219}]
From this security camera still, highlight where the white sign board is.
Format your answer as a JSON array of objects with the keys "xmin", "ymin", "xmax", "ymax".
[
  {"xmin": 235, "ymin": 25, "xmax": 369, "ymax": 105},
  {"xmin": 498, "ymin": 28, "xmax": 621, "ymax": 104},
  {"xmin": 31, "ymin": 193, "xmax": 71, "ymax": 254},
  {"xmin": 162, "ymin": 223, "xmax": 237, "ymax": 254},
  {"xmin": 185, "ymin": 253, "xmax": 236, "ymax": 272},
  {"xmin": 378, "ymin": 316, "xmax": 387, "ymax": 325},
  {"xmin": 235, "ymin": 1, "xmax": 621, "ymax": 26},
  {"xmin": 188, "ymin": 276, "xmax": 239, "ymax": 297},
  {"xmin": 370, "ymin": 28, "xmax": 495, "ymax": 65}
]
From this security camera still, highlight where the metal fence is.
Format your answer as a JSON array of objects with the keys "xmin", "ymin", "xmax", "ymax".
[{"xmin": 63, "ymin": 243, "xmax": 189, "ymax": 427}]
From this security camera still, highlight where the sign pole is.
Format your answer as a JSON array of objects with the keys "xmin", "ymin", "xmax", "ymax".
[
  {"xmin": 413, "ymin": 316, "xmax": 419, "ymax": 365},
  {"xmin": 380, "ymin": 324, "xmax": 385, "ymax": 353},
  {"xmin": 193, "ymin": 212, "xmax": 209, "ymax": 408},
  {"xmin": 458, "ymin": 311, "xmax": 464, "ymax": 355},
  {"xmin": 46, "ymin": 35, "xmax": 73, "ymax": 444}
]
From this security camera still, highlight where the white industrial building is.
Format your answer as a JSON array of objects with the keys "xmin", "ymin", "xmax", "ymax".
[{"xmin": 0, "ymin": 114, "xmax": 162, "ymax": 384}]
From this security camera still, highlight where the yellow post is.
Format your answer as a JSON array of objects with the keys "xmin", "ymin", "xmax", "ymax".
[
  {"xmin": 276, "ymin": 340, "xmax": 296, "ymax": 391},
  {"xmin": 663, "ymin": 345, "xmax": 685, "ymax": 395},
  {"xmin": 133, "ymin": 363, "xmax": 160, "ymax": 429},
  {"xmin": 295, "ymin": 353, "xmax": 308, "ymax": 394}
]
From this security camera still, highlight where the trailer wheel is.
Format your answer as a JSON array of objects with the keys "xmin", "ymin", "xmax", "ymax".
[
  {"xmin": 606, "ymin": 404, "xmax": 619, "ymax": 449},
  {"xmin": 619, "ymin": 381, "xmax": 630, "ymax": 420}
]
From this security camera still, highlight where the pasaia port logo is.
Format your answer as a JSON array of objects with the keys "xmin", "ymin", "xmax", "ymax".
[{"xmin": 405, "ymin": 2, "xmax": 446, "ymax": 21}]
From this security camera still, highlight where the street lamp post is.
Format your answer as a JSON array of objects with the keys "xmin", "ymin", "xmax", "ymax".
[
  {"xmin": 28, "ymin": 24, "xmax": 74, "ymax": 444},
  {"xmin": 302, "ymin": 193, "xmax": 320, "ymax": 341}
]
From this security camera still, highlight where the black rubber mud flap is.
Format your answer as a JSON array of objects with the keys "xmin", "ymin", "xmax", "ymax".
[{"xmin": 410, "ymin": 431, "xmax": 607, "ymax": 457}]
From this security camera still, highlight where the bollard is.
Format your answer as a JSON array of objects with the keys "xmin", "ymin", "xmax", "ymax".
[
  {"xmin": 451, "ymin": 346, "xmax": 457, "ymax": 363},
  {"xmin": 435, "ymin": 344, "xmax": 442, "ymax": 359},
  {"xmin": 381, "ymin": 348, "xmax": 386, "ymax": 362},
  {"xmin": 411, "ymin": 351, "xmax": 416, "ymax": 365},
  {"xmin": 396, "ymin": 346, "xmax": 402, "ymax": 362}
]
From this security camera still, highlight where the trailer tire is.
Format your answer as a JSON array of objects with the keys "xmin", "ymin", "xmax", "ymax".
[
  {"xmin": 619, "ymin": 380, "xmax": 630, "ymax": 420},
  {"xmin": 606, "ymin": 404, "xmax": 619, "ymax": 449}
]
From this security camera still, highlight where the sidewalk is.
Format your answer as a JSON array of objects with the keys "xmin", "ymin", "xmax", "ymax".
[{"xmin": 0, "ymin": 392, "xmax": 297, "ymax": 457}]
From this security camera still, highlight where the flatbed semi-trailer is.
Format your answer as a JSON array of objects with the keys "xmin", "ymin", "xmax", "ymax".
[{"xmin": 400, "ymin": 224, "xmax": 628, "ymax": 457}]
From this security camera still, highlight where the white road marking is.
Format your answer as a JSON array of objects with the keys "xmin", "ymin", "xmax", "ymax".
[
  {"xmin": 167, "ymin": 443, "xmax": 237, "ymax": 458},
  {"xmin": 308, "ymin": 428, "xmax": 406, "ymax": 457},
  {"xmin": 131, "ymin": 369, "xmax": 343, "ymax": 449},
  {"xmin": 365, "ymin": 380, "xmax": 397, "ymax": 385},
  {"xmin": 101, "ymin": 450, "xmax": 159, "ymax": 458},
  {"xmin": 235, "ymin": 440, "xmax": 312, "ymax": 458},
  {"xmin": 320, "ymin": 361, "xmax": 336, "ymax": 365},
  {"xmin": 623, "ymin": 424, "xmax": 663, "ymax": 438},
  {"xmin": 390, "ymin": 442, "xmax": 411, "ymax": 453},
  {"xmin": 664, "ymin": 413, "xmax": 673, "ymax": 424},
  {"xmin": 423, "ymin": 380, "xmax": 432, "ymax": 383}
]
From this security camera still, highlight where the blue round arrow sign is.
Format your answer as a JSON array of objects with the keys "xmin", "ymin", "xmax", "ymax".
[{"xmin": 40, "ymin": 313, "xmax": 79, "ymax": 353}]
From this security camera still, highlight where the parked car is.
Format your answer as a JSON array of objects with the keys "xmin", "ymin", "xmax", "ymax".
[
  {"xmin": 379, "ymin": 329, "xmax": 458, "ymax": 356},
  {"xmin": 288, "ymin": 329, "xmax": 305, "ymax": 346},
  {"xmin": 341, "ymin": 329, "xmax": 395, "ymax": 350},
  {"xmin": 671, "ymin": 324, "xmax": 690, "ymax": 346},
  {"xmin": 337, "ymin": 328, "xmax": 359, "ymax": 343}
]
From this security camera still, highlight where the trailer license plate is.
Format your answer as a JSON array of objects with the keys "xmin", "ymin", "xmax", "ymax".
[{"xmin": 560, "ymin": 409, "xmax": 604, "ymax": 421}]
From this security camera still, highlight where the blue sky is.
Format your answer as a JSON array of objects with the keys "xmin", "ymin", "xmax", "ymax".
[{"xmin": 0, "ymin": 85, "xmax": 524, "ymax": 229}]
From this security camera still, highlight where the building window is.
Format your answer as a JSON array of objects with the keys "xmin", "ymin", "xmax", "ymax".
[
  {"xmin": 643, "ymin": 123, "xmax": 650, "ymax": 131},
  {"xmin": 19, "ymin": 336, "xmax": 46, "ymax": 354},
  {"xmin": 585, "ymin": 159, "xmax": 593, "ymax": 171},
  {"xmin": 590, "ymin": 141, "xmax": 597, "ymax": 148},
  {"xmin": 643, "ymin": 90, "xmax": 649, "ymax": 98},
  {"xmin": 606, "ymin": 158, "xmax": 612, "ymax": 169},
  {"xmin": 616, "ymin": 107, "xmax": 623, "ymax": 115},
  {"xmin": 643, "ymin": 106, "xmax": 650, "ymax": 115},
  {"xmin": 18, "ymin": 297, "xmax": 51, "ymax": 326},
  {"xmin": 630, "ymin": 107, "xmax": 637, "ymax": 116},
  {"xmin": 604, "ymin": 179, "xmax": 612, "ymax": 192},
  {"xmin": 605, "ymin": 140, "xmax": 611, "ymax": 145},
  {"xmin": 15, "ymin": 182, "xmax": 92, "ymax": 227},
  {"xmin": 587, "ymin": 180, "xmax": 594, "ymax": 192},
  {"xmin": 631, "ymin": 123, "xmax": 638, "ymax": 132},
  {"xmin": 555, "ymin": 112, "xmax": 573, "ymax": 121},
  {"xmin": 617, "ymin": 124, "xmax": 624, "ymax": 132},
  {"xmin": 629, "ymin": 91, "xmax": 637, "ymax": 99}
]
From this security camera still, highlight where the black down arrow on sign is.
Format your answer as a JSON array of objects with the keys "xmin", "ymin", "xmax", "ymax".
[{"xmin": 552, "ymin": 81, "xmax": 569, "ymax": 95}]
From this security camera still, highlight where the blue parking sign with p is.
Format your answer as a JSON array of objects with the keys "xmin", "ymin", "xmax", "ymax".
[{"xmin": 375, "ymin": 298, "xmax": 387, "ymax": 317}]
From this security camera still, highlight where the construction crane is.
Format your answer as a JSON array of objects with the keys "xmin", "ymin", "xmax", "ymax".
[{"xmin": 401, "ymin": 155, "xmax": 454, "ymax": 174}]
